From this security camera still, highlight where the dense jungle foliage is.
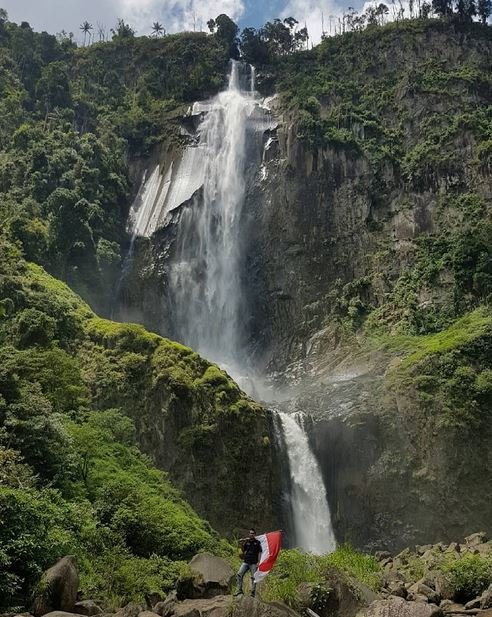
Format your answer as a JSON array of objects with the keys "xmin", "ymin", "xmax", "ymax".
[{"xmin": 0, "ymin": 237, "xmax": 239, "ymax": 609}]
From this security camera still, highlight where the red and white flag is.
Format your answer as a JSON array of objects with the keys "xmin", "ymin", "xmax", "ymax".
[{"xmin": 254, "ymin": 530, "xmax": 282, "ymax": 583}]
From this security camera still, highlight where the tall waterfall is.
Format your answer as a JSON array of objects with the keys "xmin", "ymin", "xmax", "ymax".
[
  {"xmin": 168, "ymin": 61, "xmax": 271, "ymax": 373},
  {"xmin": 277, "ymin": 411, "xmax": 336, "ymax": 554}
]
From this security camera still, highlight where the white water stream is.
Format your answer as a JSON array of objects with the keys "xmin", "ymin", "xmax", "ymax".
[
  {"xmin": 278, "ymin": 411, "xmax": 337, "ymax": 553},
  {"xmin": 167, "ymin": 61, "xmax": 272, "ymax": 372}
]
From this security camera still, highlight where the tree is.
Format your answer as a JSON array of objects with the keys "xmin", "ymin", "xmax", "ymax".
[
  {"xmin": 421, "ymin": 1, "xmax": 433, "ymax": 16},
  {"xmin": 477, "ymin": 0, "xmax": 492, "ymax": 21},
  {"xmin": 260, "ymin": 17, "xmax": 307, "ymax": 56},
  {"xmin": 152, "ymin": 21, "xmax": 165, "ymax": 37},
  {"xmin": 212, "ymin": 14, "xmax": 240, "ymax": 58},
  {"xmin": 240, "ymin": 27, "xmax": 271, "ymax": 65},
  {"xmin": 111, "ymin": 18, "xmax": 135, "ymax": 40},
  {"xmin": 80, "ymin": 21, "xmax": 93, "ymax": 46},
  {"xmin": 376, "ymin": 3, "xmax": 390, "ymax": 24},
  {"xmin": 96, "ymin": 23, "xmax": 107, "ymax": 42},
  {"xmin": 432, "ymin": 0, "xmax": 453, "ymax": 16}
]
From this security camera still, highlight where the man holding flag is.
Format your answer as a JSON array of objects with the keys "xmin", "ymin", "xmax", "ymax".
[{"xmin": 235, "ymin": 529, "xmax": 282, "ymax": 598}]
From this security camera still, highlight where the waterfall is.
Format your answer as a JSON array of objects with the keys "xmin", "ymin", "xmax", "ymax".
[
  {"xmin": 277, "ymin": 411, "xmax": 336, "ymax": 554},
  {"xmin": 168, "ymin": 61, "xmax": 271, "ymax": 373}
]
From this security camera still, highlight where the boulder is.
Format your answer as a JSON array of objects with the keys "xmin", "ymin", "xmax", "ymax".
[
  {"xmin": 481, "ymin": 585, "xmax": 492, "ymax": 610},
  {"xmin": 444, "ymin": 544, "xmax": 460, "ymax": 554},
  {"xmin": 171, "ymin": 596, "xmax": 300, "ymax": 617},
  {"xmin": 114, "ymin": 604, "xmax": 145, "ymax": 617},
  {"xmin": 406, "ymin": 595, "xmax": 431, "ymax": 604},
  {"xmin": 408, "ymin": 583, "xmax": 440, "ymax": 605},
  {"xmin": 153, "ymin": 592, "xmax": 178, "ymax": 617},
  {"xmin": 138, "ymin": 612, "xmax": 159, "ymax": 617},
  {"xmin": 463, "ymin": 599, "xmax": 480, "ymax": 610},
  {"xmin": 178, "ymin": 553, "xmax": 234, "ymax": 600},
  {"xmin": 32, "ymin": 557, "xmax": 79, "ymax": 617},
  {"xmin": 439, "ymin": 603, "xmax": 464, "ymax": 613},
  {"xmin": 356, "ymin": 597, "xmax": 443, "ymax": 617},
  {"xmin": 73, "ymin": 602, "xmax": 103, "ymax": 617},
  {"xmin": 299, "ymin": 566, "xmax": 378, "ymax": 617},
  {"xmin": 434, "ymin": 575, "xmax": 454, "ymax": 602},
  {"xmin": 376, "ymin": 552, "xmax": 392, "ymax": 561},
  {"xmin": 464, "ymin": 533, "xmax": 487, "ymax": 548},
  {"xmin": 42, "ymin": 613, "xmax": 85, "ymax": 617},
  {"xmin": 387, "ymin": 583, "xmax": 407, "ymax": 599}
]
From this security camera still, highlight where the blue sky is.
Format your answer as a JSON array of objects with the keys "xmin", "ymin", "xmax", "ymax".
[{"xmin": 0, "ymin": 0, "xmax": 364, "ymax": 44}]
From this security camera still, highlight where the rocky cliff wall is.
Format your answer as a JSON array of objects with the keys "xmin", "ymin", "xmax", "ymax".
[{"xmin": 115, "ymin": 22, "xmax": 492, "ymax": 549}]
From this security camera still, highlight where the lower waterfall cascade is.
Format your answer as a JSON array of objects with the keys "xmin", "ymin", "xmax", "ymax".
[{"xmin": 277, "ymin": 411, "xmax": 337, "ymax": 554}]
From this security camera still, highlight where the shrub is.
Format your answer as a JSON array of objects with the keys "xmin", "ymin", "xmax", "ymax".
[
  {"xmin": 320, "ymin": 544, "xmax": 382, "ymax": 591},
  {"xmin": 13, "ymin": 308, "xmax": 56, "ymax": 348},
  {"xmin": 443, "ymin": 554, "xmax": 492, "ymax": 602},
  {"xmin": 262, "ymin": 549, "xmax": 324, "ymax": 609},
  {"xmin": 0, "ymin": 487, "xmax": 87, "ymax": 608}
]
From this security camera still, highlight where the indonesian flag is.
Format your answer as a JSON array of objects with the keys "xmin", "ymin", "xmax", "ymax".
[{"xmin": 254, "ymin": 530, "xmax": 282, "ymax": 583}]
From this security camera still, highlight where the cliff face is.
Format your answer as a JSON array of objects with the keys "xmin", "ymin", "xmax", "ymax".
[
  {"xmin": 117, "ymin": 21, "xmax": 492, "ymax": 550},
  {"xmin": 245, "ymin": 22, "xmax": 492, "ymax": 373}
]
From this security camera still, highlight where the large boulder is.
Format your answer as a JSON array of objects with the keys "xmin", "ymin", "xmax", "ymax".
[
  {"xmin": 73, "ymin": 602, "xmax": 103, "ymax": 617},
  {"xmin": 464, "ymin": 533, "xmax": 487, "ymax": 548},
  {"xmin": 114, "ymin": 604, "xmax": 145, "ymax": 617},
  {"xmin": 32, "ymin": 557, "xmax": 79, "ymax": 617},
  {"xmin": 153, "ymin": 592, "xmax": 178, "ymax": 617},
  {"xmin": 356, "ymin": 597, "xmax": 442, "ymax": 617},
  {"xmin": 42, "ymin": 613, "xmax": 85, "ymax": 617},
  {"xmin": 171, "ymin": 596, "xmax": 300, "ymax": 617},
  {"xmin": 481, "ymin": 585, "xmax": 492, "ymax": 610},
  {"xmin": 299, "ymin": 566, "xmax": 378, "ymax": 617},
  {"xmin": 177, "ymin": 553, "xmax": 234, "ymax": 600}
]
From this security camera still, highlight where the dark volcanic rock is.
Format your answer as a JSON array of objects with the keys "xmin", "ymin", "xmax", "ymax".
[{"xmin": 32, "ymin": 557, "xmax": 79, "ymax": 617}]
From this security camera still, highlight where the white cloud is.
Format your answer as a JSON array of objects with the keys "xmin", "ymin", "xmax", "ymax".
[
  {"xmin": 280, "ymin": 0, "xmax": 348, "ymax": 44},
  {"xmin": 0, "ymin": 0, "xmax": 245, "ymax": 41},
  {"xmin": 119, "ymin": 0, "xmax": 245, "ymax": 35}
]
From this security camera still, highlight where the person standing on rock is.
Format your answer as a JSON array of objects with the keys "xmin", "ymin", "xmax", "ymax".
[{"xmin": 235, "ymin": 528, "xmax": 262, "ymax": 597}]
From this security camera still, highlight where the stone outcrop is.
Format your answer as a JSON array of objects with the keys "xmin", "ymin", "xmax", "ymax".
[
  {"xmin": 297, "ymin": 566, "xmax": 378, "ymax": 617},
  {"xmin": 356, "ymin": 597, "xmax": 442, "ymax": 617},
  {"xmin": 32, "ymin": 557, "xmax": 79, "ymax": 617},
  {"xmin": 169, "ymin": 596, "xmax": 299, "ymax": 617},
  {"xmin": 177, "ymin": 553, "xmax": 234, "ymax": 599},
  {"xmin": 73, "ymin": 602, "xmax": 103, "ymax": 617}
]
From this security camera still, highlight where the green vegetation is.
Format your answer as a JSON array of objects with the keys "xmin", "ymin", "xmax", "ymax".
[
  {"xmin": 442, "ymin": 554, "xmax": 492, "ymax": 602},
  {"xmin": 262, "ymin": 546, "xmax": 381, "ymax": 610},
  {"xmin": 1, "ymin": 237, "xmax": 268, "ymax": 610},
  {"xmin": 0, "ymin": 13, "xmax": 231, "ymax": 313}
]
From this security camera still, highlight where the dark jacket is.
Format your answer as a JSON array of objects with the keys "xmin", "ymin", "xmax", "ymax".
[{"xmin": 242, "ymin": 538, "xmax": 262, "ymax": 564}]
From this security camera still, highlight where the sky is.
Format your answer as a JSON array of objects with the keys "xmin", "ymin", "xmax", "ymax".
[{"xmin": 0, "ymin": 0, "xmax": 368, "ymax": 45}]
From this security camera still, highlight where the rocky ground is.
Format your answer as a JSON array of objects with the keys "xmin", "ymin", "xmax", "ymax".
[{"xmin": 6, "ymin": 533, "xmax": 492, "ymax": 617}]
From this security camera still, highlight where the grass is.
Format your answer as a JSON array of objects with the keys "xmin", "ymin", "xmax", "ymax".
[
  {"xmin": 368, "ymin": 307, "xmax": 492, "ymax": 371},
  {"xmin": 261, "ymin": 546, "xmax": 382, "ymax": 609},
  {"xmin": 320, "ymin": 544, "xmax": 382, "ymax": 591}
]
